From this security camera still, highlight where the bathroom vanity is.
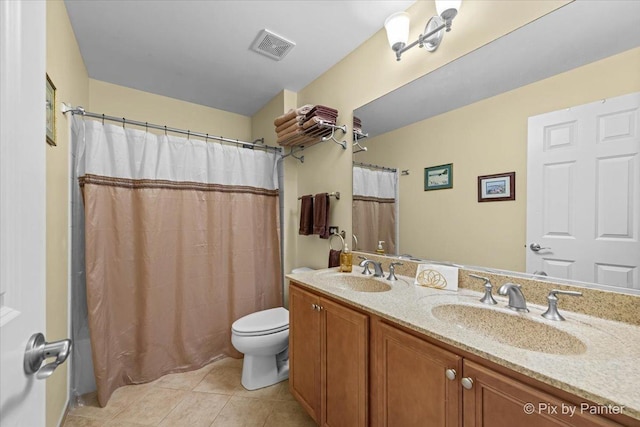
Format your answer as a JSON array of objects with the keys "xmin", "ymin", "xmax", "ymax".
[{"xmin": 287, "ymin": 267, "xmax": 640, "ymax": 427}]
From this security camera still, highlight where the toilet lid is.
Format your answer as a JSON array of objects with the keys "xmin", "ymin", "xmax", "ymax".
[{"xmin": 232, "ymin": 307, "xmax": 289, "ymax": 335}]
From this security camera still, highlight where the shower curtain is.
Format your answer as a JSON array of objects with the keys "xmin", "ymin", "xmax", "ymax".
[
  {"xmin": 352, "ymin": 166, "xmax": 398, "ymax": 254},
  {"xmin": 72, "ymin": 117, "xmax": 282, "ymax": 407}
]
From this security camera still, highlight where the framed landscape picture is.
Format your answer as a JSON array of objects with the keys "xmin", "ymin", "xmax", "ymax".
[{"xmin": 478, "ymin": 172, "xmax": 515, "ymax": 202}]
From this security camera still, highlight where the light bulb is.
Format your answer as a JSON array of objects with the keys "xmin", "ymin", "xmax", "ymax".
[
  {"xmin": 435, "ymin": 0, "xmax": 461, "ymax": 20},
  {"xmin": 384, "ymin": 12, "xmax": 410, "ymax": 51}
]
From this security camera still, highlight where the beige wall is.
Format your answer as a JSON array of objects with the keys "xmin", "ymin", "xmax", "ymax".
[
  {"xmin": 250, "ymin": 90, "xmax": 300, "ymax": 305},
  {"xmin": 89, "ymin": 80, "xmax": 251, "ymax": 140},
  {"xmin": 357, "ymin": 47, "xmax": 640, "ymax": 272},
  {"xmin": 291, "ymin": 0, "xmax": 568, "ymax": 270},
  {"xmin": 46, "ymin": 1, "xmax": 90, "ymax": 426}
]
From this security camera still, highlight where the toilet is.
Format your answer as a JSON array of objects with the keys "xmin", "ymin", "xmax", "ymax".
[{"xmin": 231, "ymin": 267, "xmax": 313, "ymax": 390}]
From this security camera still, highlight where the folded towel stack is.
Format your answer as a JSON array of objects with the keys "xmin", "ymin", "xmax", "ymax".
[{"xmin": 274, "ymin": 105, "xmax": 339, "ymax": 147}]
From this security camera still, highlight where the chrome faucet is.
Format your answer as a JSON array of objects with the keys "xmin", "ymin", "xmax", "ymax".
[
  {"xmin": 498, "ymin": 283, "xmax": 529, "ymax": 312},
  {"xmin": 359, "ymin": 259, "xmax": 384, "ymax": 277}
]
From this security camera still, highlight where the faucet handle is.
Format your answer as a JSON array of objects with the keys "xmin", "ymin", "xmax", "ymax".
[
  {"xmin": 387, "ymin": 262, "xmax": 403, "ymax": 281},
  {"xmin": 358, "ymin": 257, "xmax": 372, "ymax": 275},
  {"xmin": 542, "ymin": 289, "xmax": 582, "ymax": 321},
  {"xmin": 469, "ymin": 274, "xmax": 497, "ymax": 305}
]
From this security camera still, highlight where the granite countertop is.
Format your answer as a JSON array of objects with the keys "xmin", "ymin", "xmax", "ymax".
[{"xmin": 287, "ymin": 268, "xmax": 640, "ymax": 421}]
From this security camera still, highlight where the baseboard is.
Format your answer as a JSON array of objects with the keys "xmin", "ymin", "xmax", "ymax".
[{"xmin": 56, "ymin": 399, "xmax": 70, "ymax": 427}]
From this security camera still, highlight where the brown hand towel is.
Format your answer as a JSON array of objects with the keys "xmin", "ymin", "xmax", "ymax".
[
  {"xmin": 305, "ymin": 105, "xmax": 338, "ymax": 120},
  {"xmin": 313, "ymin": 193, "xmax": 330, "ymax": 239},
  {"xmin": 275, "ymin": 117, "xmax": 298, "ymax": 133},
  {"xmin": 328, "ymin": 249, "xmax": 342, "ymax": 268},
  {"xmin": 276, "ymin": 120, "xmax": 301, "ymax": 137},
  {"xmin": 298, "ymin": 195, "xmax": 313, "ymax": 235},
  {"xmin": 277, "ymin": 128, "xmax": 303, "ymax": 145},
  {"xmin": 274, "ymin": 109, "xmax": 296, "ymax": 127}
]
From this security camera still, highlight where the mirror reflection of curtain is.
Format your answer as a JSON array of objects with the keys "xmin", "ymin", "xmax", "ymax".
[
  {"xmin": 352, "ymin": 166, "xmax": 398, "ymax": 254},
  {"xmin": 72, "ymin": 117, "xmax": 282, "ymax": 407}
]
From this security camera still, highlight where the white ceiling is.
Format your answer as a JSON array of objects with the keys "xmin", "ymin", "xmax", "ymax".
[{"xmin": 64, "ymin": 0, "xmax": 415, "ymax": 117}]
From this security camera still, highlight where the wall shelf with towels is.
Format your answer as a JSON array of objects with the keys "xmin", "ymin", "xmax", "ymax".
[
  {"xmin": 280, "ymin": 122, "xmax": 348, "ymax": 164},
  {"xmin": 275, "ymin": 105, "xmax": 346, "ymax": 163},
  {"xmin": 353, "ymin": 130, "xmax": 368, "ymax": 154}
]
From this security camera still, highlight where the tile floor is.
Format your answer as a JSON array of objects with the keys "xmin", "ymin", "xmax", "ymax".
[{"xmin": 64, "ymin": 357, "xmax": 316, "ymax": 427}]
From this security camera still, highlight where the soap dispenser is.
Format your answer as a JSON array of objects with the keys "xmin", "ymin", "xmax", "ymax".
[
  {"xmin": 340, "ymin": 243, "xmax": 352, "ymax": 273},
  {"xmin": 376, "ymin": 241, "xmax": 385, "ymax": 255}
]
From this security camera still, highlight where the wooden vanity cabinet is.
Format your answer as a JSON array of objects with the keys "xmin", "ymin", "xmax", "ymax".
[
  {"xmin": 289, "ymin": 283, "xmax": 321, "ymax": 422},
  {"xmin": 462, "ymin": 360, "xmax": 620, "ymax": 427},
  {"xmin": 289, "ymin": 283, "xmax": 368, "ymax": 427},
  {"xmin": 290, "ymin": 282, "xmax": 632, "ymax": 427},
  {"xmin": 373, "ymin": 320, "xmax": 462, "ymax": 427}
]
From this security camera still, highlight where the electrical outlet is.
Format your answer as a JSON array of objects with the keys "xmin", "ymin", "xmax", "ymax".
[{"xmin": 329, "ymin": 226, "xmax": 339, "ymax": 235}]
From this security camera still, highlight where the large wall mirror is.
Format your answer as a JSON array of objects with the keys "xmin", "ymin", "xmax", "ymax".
[{"xmin": 352, "ymin": 1, "xmax": 640, "ymax": 292}]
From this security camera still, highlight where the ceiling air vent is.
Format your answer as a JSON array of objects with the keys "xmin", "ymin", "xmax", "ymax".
[{"xmin": 250, "ymin": 29, "xmax": 296, "ymax": 61}]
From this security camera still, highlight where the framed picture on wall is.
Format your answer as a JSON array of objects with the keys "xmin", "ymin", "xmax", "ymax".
[
  {"xmin": 46, "ymin": 74, "xmax": 56, "ymax": 146},
  {"xmin": 424, "ymin": 163, "xmax": 453, "ymax": 191},
  {"xmin": 478, "ymin": 172, "xmax": 515, "ymax": 202}
]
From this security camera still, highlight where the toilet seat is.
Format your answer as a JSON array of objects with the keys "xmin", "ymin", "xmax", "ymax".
[{"xmin": 232, "ymin": 307, "xmax": 289, "ymax": 337}]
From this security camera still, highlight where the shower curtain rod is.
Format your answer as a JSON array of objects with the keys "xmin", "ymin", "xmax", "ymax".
[
  {"xmin": 61, "ymin": 103, "xmax": 282, "ymax": 154},
  {"xmin": 353, "ymin": 161, "xmax": 397, "ymax": 173}
]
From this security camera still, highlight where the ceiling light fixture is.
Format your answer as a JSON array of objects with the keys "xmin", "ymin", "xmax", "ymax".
[{"xmin": 384, "ymin": 0, "xmax": 461, "ymax": 61}]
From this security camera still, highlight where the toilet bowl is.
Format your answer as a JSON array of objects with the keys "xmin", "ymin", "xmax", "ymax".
[
  {"xmin": 231, "ymin": 307, "xmax": 290, "ymax": 390},
  {"xmin": 231, "ymin": 267, "xmax": 313, "ymax": 390}
]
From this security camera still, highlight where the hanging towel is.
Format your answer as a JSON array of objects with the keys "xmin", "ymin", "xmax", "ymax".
[
  {"xmin": 313, "ymin": 193, "xmax": 330, "ymax": 239},
  {"xmin": 299, "ymin": 195, "xmax": 314, "ymax": 235},
  {"xmin": 328, "ymin": 249, "xmax": 341, "ymax": 268}
]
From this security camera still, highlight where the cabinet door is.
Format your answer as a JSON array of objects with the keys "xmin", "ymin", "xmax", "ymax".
[
  {"xmin": 289, "ymin": 284, "xmax": 321, "ymax": 423},
  {"xmin": 321, "ymin": 297, "xmax": 369, "ymax": 427},
  {"xmin": 462, "ymin": 360, "xmax": 620, "ymax": 427},
  {"xmin": 375, "ymin": 321, "xmax": 462, "ymax": 427}
]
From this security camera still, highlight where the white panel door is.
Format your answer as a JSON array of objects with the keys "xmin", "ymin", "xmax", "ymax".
[
  {"xmin": 0, "ymin": 1, "xmax": 47, "ymax": 426},
  {"xmin": 527, "ymin": 92, "xmax": 640, "ymax": 289}
]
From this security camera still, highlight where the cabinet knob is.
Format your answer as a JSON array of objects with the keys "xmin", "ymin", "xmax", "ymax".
[
  {"xmin": 461, "ymin": 377, "xmax": 474, "ymax": 390},
  {"xmin": 445, "ymin": 369, "xmax": 457, "ymax": 381}
]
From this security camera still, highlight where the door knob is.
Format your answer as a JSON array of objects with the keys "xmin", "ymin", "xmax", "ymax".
[
  {"xmin": 24, "ymin": 333, "xmax": 72, "ymax": 379},
  {"xmin": 529, "ymin": 243, "xmax": 551, "ymax": 252}
]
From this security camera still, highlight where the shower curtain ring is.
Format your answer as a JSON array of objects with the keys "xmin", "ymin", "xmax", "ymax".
[
  {"xmin": 122, "ymin": 118, "xmax": 125, "ymax": 128},
  {"xmin": 164, "ymin": 126, "xmax": 167, "ymax": 136},
  {"xmin": 187, "ymin": 130, "xmax": 190, "ymax": 140},
  {"xmin": 145, "ymin": 122, "xmax": 148, "ymax": 133},
  {"xmin": 101, "ymin": 114, "xmax": 105, "ymax": 125},
  {"xmin": 205, "ymin": 134, "xmax": 209, "ymax": 143}
]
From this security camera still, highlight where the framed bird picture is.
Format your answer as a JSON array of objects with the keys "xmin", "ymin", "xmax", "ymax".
[{"xmin": 424, "ymin": 163, "xmax": 453, "ymax": 191}]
